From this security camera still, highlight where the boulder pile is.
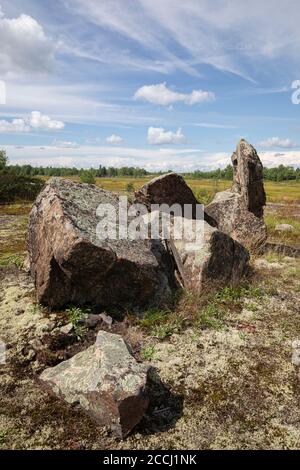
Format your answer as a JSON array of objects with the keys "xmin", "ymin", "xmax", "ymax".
[{"xmin": 28, "ymin": 138, "xmax": 268, "ymax": 437}]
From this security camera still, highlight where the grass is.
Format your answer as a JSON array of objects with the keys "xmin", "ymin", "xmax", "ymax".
[
  {"xmin": 139, "ymin": 308, "xmax": 185, "ymax": 339},
  {"xmin": 196, "ymin": 303, "xmax": 226, "ymax": 330},
  {"xmin": 0, "ymin": 253, "xmax": 24, "ymax": 268},
  {"xmin": 65, "ymin": 306, "xmax": 89, "ymax": 340},
  {"xmin": 215, "ymin": 285, "xmax": 264, "ymax": 303},
  {"xmin": 0, "ymin": 203, "xmax": 32, "ymax": 216},
  {"xmin": 265, "ymin": 212, "xmax": 300, "ymax": 246},
  {"xmin": 41, "ymin": 175, "xmax": 300, "ymax": 204},
  {"xmin": 0, "ymin": 430, "xmax": 8, "ymax": 445}
]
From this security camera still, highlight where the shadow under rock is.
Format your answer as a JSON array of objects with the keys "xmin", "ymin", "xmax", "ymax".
[{"xmin": 134, "ymin": 367, "xmax": 184, "ymax": 436}]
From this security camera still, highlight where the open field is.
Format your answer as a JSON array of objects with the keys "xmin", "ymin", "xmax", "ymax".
[{"xmin": 59, "ymin": 176, "xmax": 300, "ymax": 204}]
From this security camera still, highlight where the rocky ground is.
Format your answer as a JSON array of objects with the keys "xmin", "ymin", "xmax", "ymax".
[{"xmin": 0, "ymin": 204, "xmax": 300, "ymax": 449}]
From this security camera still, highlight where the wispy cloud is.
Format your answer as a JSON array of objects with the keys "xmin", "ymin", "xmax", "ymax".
[
  {"xmin": 65, "ymin": 0, "xmax": 300, "ymax": 81},
  {"xmin": 194, "ymin": 122, "xmax": 237, "ymax": 129},
  {"xmin": 53, "ymin": 140, "xmax": 80, "ymax": 149}
]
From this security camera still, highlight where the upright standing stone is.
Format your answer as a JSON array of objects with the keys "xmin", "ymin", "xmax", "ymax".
[
  {"xmin": 205, "ymin": 139, "xmax": 267, "ymax": 251},
  {"xmin": 231, "ymin": 139, "xmax": 266, "ymax": 218}
]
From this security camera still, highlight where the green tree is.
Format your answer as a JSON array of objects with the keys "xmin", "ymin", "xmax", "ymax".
[
  {"xmin": 80, "ymin": 170, "xmax": 96, "ymax": 184},
  {"xmin": 0, "ymin": 149, "xmax": 7, "ymax": 172}
]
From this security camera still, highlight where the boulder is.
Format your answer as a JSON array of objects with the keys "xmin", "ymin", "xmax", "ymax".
[
  {"xmin": 167, "ymin": 218, "xmax": 249, "ymax": 291},
  {"xmin": 205, "ymin": 190, "xmax": 267, "ymax": 251},
  {"xmin": 40, "ymin": 331, "xmax": 149, "ymax": 438},
  {"xmin": 135, "ymin": 172, "xmax": 217, "ymax": 226},
  {"xmin": 28, "ymin": 178, "xmax": 175, "ymax": 310},
  {"xmin": 205, "ymin": 140, "xmax": 267, "ymax": 251},
  {"xmin": 231, "ymin": 139, "xmax": 266, "ymax": 218}
]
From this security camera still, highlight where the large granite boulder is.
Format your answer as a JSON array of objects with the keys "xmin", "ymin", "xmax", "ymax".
[
  {"xmin": 205, "ymin": 190, "xmax": 267, "ymax": 251},
  {"xmin": 135, "ymin": 172, "xmax": 217, "ymax": 226},
  {"xmin": 40, "ymin": 331, "xmax": 149, "ymax": 438},
  {"xmin": 205, "ymin": 140, "xmax": 267, "ymax": 251},
  {"xmin": 28, "ymin": 178, "xmax": 174, "ymax": 310},
  {"xmin": 232, "ymin": 139, "xmax": 266, "ymax": 218},
  {"xmin": 168, "ymin": 218, "xmax": 249, "ymax": 291}
]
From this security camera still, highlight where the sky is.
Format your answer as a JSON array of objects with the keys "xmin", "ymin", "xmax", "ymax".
[{"xmin": 1, "ymin": 0, "xmax": 300, "ymax": 171}]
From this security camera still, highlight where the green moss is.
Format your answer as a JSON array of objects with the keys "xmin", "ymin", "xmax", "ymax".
[{"xmin": 140, "ymin": 345, "xmax": 156, "ymax": 361}]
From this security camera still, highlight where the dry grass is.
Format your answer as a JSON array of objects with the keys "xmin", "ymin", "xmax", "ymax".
[{"xmin": 40, "ymin": 175, "xmax": 300, "ymax": 204}]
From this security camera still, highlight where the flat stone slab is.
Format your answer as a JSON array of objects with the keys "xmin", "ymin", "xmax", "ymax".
[{"xmin": 40, "ymin": 331, "xmax": 150, "ymax": 438}]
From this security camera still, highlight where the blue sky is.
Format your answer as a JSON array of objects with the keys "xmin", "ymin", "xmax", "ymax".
[{"xmin": 1, "ymin": 0, "xmax": 300, "ymax": 171}]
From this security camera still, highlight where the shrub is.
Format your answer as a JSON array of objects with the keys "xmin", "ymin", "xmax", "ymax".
[
  {"xmin": 80, "ymin": 171, "xmax": 96, "ymax": 184},
  {"xmin": 125, "ymin": 182, "xmax": 135, "ymax": 193},
  {"xmin": 0, "ymin": 174, "xmax": 44, "ymax": 204}
]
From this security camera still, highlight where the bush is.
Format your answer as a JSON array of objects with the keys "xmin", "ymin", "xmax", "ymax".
[
  {"xmin": 125, "ymin": 182, "xmax": 135, "ymax": 193},
  {"xmin": 0, "ymin": 174, "xmax": 44, "ymax": 204},
  {"xmin": 80, "ymin": 170, "xmax": 96, "ymax": 184}
]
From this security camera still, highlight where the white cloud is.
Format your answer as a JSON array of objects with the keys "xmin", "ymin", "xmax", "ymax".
[
  {"xmin": 0, "ymin": 11, "xmax": 56, "ymax": 76},
  {"xmin": 29, "ymin": 111, "xmax": 65, "ymax": 130},
  {"xmin": 258, "ymin": 137, "xmax": 297, "ymax": 149},
  {"xmin": 0, "ymin": 111, "xmax": 65, "ymax": 133},
  {"xmin": 134, "ymin": 83, "xmax": 215, "ymax": 106},
  {"xmin": 106, "ymin": 134, "xmax": 124, "ymax": 144},
  {"xmin": 147, "ymin": 127, "xmax": 186, "ymax": 145},
  {"xmin": 0, "ymin": 118, "xmax": 29, "ymax": 133}
]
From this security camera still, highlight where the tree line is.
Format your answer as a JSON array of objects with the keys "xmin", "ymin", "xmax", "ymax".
[{"xmin": 1, "ymin": 149, "xmax": 300, "ymax": 182}]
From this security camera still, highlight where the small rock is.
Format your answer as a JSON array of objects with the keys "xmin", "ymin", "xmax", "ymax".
[
  {"xmin": 292, "ymin": 340, "xmax": 300, "ymax": 350},
  {"xmin": 292, "ymin": 340, "xmax": 300, "ymax": 367},
  {"xmin": 292, "ymin": 350, "xmax": 300, "ymax": 367},
  {"xmin": 29, "ymin": 338, "xmax": 43, "ymax": 350},
  {"xmin": 254, "ymin": 259, "xmax": 283, "ymax": 270},
  {"xmin": 99, "ymin": 312, "xmax": 113, "ymax": 328},
  {"xmin": 23, "ymin": 255, "xmax": 30, "ymax": 273},
  {"xmin": 60, "ymin": 323, "xmax": 74, "ymax": 335},
  {"xmin": 275, "ymin": 224, "xmax": 294, "ymax": 232},
  {"xmin": 16, "ymin": 308, "xmax": 25, "ymax": 316},
  {"xmin": 39, "ymin": 330, "xmax": 149, "ymax": 438},
  {"xmin": 83, "ymin": 313, "xmax": 101, "ymax": 328}
]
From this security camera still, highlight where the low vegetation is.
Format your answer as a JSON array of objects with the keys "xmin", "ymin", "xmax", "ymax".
[
  {"xmin": 0, "ymin": 174, "xmax": 44, "ymax": 204},
  {"xmin": 65, "ymin": 306, "xmax": 89, "ymax": 340}
]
